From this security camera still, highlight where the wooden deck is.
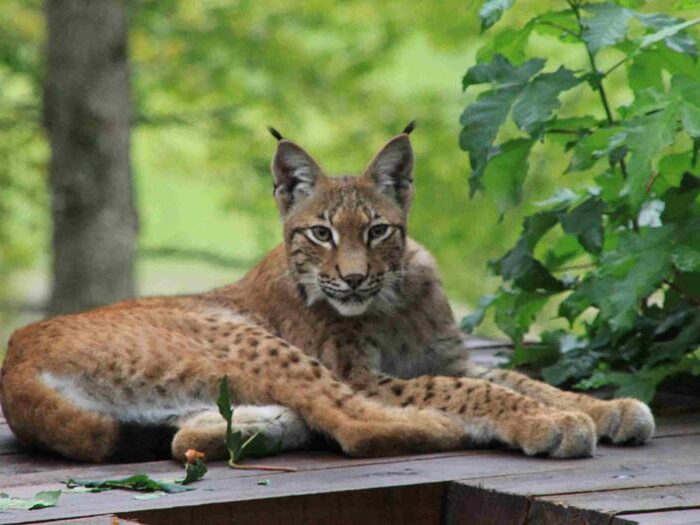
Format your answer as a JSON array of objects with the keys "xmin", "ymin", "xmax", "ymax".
[{"xmin": 1, "ymin": 345, "xmax": 699, "ymax": 524}]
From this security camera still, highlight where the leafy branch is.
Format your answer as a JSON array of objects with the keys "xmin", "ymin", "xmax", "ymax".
[{"xmin": 461, "ymin": 0, "xmax": 700, "ymax": 402}]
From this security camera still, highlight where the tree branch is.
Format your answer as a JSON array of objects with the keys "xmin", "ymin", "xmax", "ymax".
[{"xmin": 665, "ymin": 279, "xmax": 700, "ymax": 307}]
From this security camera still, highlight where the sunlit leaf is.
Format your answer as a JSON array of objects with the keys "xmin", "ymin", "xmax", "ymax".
[
  {"xmin": 460, "ymin": 55, "xmax": 544, "ymax": 195},
  {"xmin": 581, "ymin": 3, "xmax": 633, "ymax": 54},
  {"xmin": 559, "ymin": 198, "xmax": 606, "ymax": 254},
  {"xmin": 483, "ymin": 139, "xmax": 534, "ymax": 214},
  {"xmin": 461, "ymin": 294, "xmax": 496, "ymax": 333},
  {"xmin": 512, "ymin": 67, "xmax": 581, "ymax": 138},
  {"xmin": 479, "ymin": 0, "xmax": 516, "ymax": 31}
]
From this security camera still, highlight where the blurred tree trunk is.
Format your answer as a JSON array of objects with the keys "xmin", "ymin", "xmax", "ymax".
[{"xmin": 44, "ymin": 0, "xmax": 138, "ymax": 316}]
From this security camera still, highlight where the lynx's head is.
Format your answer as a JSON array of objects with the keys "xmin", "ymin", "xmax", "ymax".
[{"xmin": 270, "ymin": 124, "xmax": 415, "ymax": 316}]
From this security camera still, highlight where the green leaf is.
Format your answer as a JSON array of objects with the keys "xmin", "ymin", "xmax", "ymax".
[
  {"xmin": 0, "ymin": 491, "xmax": 61, "ymax": 510},
  {"xmin": 462, "ymin": 54, "xmax": 545, "ymax": 89},
  {"xmin": 671, "ymin": 220, "xmax": 700, "ymax": 272},
  {"xmin": 512, "ymin": 67, "xmax": 581, "ymax": 137},
  {"xmin": 216, "ymin": 376, "xmax": 284, "ymax": 466},
  {"xmin": 661, "ymin": 173, "xmax": 700, "ymax": 223},
  {"xmin": 461, "ymin": 294, "xmax": 496, "ymax": 333},
  {"xmin": 681, "ymin": 102, "xmax": 700, "ymax": 138},
  {"xmin": 672, "ymin": 76, "xmax": 700, "ymax": 138},
  {"xmin": 134, "ymin": 492, "xmax": 167, "ymax": 501},
  {"xmin": 594, "ymin": 169, "xmax": 625, "ymax": 203},
  {"xmin": 179, "ymin": 459, "xmax": 208, "ymax": 485},
  {"xmin": 483, "ymin": 139, "xmax": 534, "ymax": 214},
  {"xmin": 492, "ymin": 289, "xmax": 549, "ymax": 342},
  {"xmin": 566, "ymin": 127, "xmax": 625, "ymax": 174},
  {"xmin": 509, "ymin": 342, "xmax": 559, "ymax": 368},
  {"xmin": 561, "ymin": 227, "xmax": 676, "ymax": 331},
  {"xmin": 635, "ymin": 13, "xmax": 699, "ymax": 57},
  {"xmin": 460, "ymin": 91, "xmax": 515, "ymax": 196},
  {"xmin": 581, "ymin": 3, "xmax": 633, "ymax": 55},
  {"xmin": 540, "ymin": 331, "xmax": 595, "ymax": 386},
  {"xmin": 492, "ymin": 239, "xmax": 566, "ymax": 293},
  {"xmin": 532, "ymin": 10, "xmax": 580, "ymax": 41},
  {"xmin": 476, "ymin": 22, "xmax": 537, "ymax": 64},
  {"xmin": 639, "ymin": 17, "xmax": 700, "ymax": 53},
  {"xmin": 479, "ymin": 0, "xmax": 516, "ymax": 31},
  {"xmin": 621, "ymin": 100, "xmax": 681, "ymax": 209},
  {"xmin": 216, "ymin": 375, "xmax": 233, "ymax": 426},
  {"xmin": 559, "ymin": 198, "xmax": 606, "ymax": 254},
  {"xmin": 65, "ymin": 474, "xmax": 191, "ymax": 494},
  {"xmin": 460, "ymin": 56, "xmax": 544, "ymax": 195},
  {"xmin": 544, "ymin": 234, "xmax": 587, "ymax": 270},
  {"xmin": 216, "ymin": 375, "xmax": 242, "ymax": 462},
  {"xmin": 628, "ymin": 49, "xmax": 665, "ymax": 93}
]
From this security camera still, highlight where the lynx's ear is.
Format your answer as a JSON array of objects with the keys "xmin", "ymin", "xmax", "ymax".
[
  {"xmin": 271, "ymin": 138, "xmax": 324, "ymax": 215},
  {"xmin": 363, "ymin": 131, "xmax": 414, "ymax": 211}
]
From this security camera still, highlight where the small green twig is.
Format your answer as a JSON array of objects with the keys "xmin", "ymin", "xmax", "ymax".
[
  {"xmin": 546, "ymin": 128, "xmax": 589, "ymax": 135},
  {"xmin": 228, "ymin": 461, "xmax": 296, "ymax": 472},
  {"xmin": 645, "ymin": 172, "xmax": 660, "ymax": 193},
  {"xmin": 217, "ymin": 376, "xmax": 297, "ymax": 473},
  {"xmin": 665, "ymin": 278, "xmax": 700, "ymax": 306},
  {"xmin": 567, "ymin": 0, "xmax": 637, "ymax": 230},
  {"xmin": 603, "ymin": 55, "xmax": 630, "ymax": 78},
  {"xmin": 538, "ymin": 20, "xmax": 581, "ymax": 39},
  {"xmin": 554, "ymin": 262, "xmax": 596, "ymax": 272}
]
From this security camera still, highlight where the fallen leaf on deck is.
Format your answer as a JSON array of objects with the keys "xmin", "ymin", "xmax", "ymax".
[{"xmin": 0, "ymin": 490, "xmax": 61, "ymax": 510}]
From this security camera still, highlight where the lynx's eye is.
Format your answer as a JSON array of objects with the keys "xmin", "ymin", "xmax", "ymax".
[
  {"xmin": 368, "ymin": 224, "xmax": 390, "ymax": 241},
  {"xmin": 310, "ymin": 225, "xmax": 333, "ymax": 244}
]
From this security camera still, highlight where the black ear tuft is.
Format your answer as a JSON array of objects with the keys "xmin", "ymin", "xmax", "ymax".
[
  {"xmin": 402, "ymin": 120, "xmax": 417, "ymax": 135},
  {"xmin": 268, "ymin": 126, "xmax": 284, "ymax": 141}
]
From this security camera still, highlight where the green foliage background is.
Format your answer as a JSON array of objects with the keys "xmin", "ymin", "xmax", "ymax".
[{"xmin": 0, "ymin": 0, "xmax": 699, "ymax": 368}]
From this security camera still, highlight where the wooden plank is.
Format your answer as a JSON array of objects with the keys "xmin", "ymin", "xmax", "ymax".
[
  {"xmin": 43, "ymin": 517, "xmax": 142, "ymax": 525},
  {"xmin": 0, "ymin": 451, "xmax": 607, "ymax": 524},
  {"xmin": 463, "ymin": 454, "xmax": 700, "ymax": 496},
  {"xmin": 615, "ymin": 508, "xmax": 700, "ymax": 525},
  {"xmin": 527, "ymin": 500, "xmax": 635, "ymax": 525},
  {"xmin": 0, "ymin": 450, "xmax": 493, "ymax": 489},
  {"xmin": 443, "ymin": 484, "xmax": 528, "ymax": 525},
  {"xmin": 537, "ymin": 482, "xmax": 700, "ymax": 515},
  {"xmin": 124, "ymin": 483, "xmax": 446, "ymax": 525},
  {"xmin": 443, "ymin": 483, "xmax": 638, "ymax": 525},
  {"xmin": 0, "ymin": 430, "xmax": 698, "ymax": 522},
  {"xmin": 4, "ymin": 426, "xmax": 690, "ymax": 489}
]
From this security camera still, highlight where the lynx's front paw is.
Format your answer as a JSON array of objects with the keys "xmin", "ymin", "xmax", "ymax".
[
  {"xmin": 590, "ymin": 398, "xmax": 655, "ymax": 445},
  {"xmin": 518, "ymin": 411, "xmax": 596, "ymax": 458}
]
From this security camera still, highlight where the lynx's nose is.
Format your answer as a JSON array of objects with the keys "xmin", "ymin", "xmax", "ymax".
[{"xmin": 342, "ymin": 273, "xmax": 365, "ymax": 290}]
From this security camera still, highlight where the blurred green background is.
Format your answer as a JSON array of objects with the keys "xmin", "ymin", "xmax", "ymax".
[{"xmin": 1, "ymin": 0, "xmax": 698, "ymax": 349}]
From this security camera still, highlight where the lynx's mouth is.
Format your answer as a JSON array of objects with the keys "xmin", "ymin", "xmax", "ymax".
[{"xmin": 320, "ymin": 285, "xmax": 381, "ymax": 316}]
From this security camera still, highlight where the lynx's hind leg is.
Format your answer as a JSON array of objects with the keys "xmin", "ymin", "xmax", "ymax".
[
  {"xmin": 171, "ymin": 405, "xmax": 313, "ymax": 461},
  {"xmin": 1, "ymin": 363, "xmax": 121, "ymax": 462}
]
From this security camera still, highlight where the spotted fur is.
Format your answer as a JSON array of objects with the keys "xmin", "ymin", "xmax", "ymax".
[{"xmin": 0, "ymin": 130, "xmax": 654, "ymax": 462}]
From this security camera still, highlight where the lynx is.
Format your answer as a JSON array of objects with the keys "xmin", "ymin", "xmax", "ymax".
[{"xmin": 0, "ymin": 124, "xmax": 654, "ymax": 463}]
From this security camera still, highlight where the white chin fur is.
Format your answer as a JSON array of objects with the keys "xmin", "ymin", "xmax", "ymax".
[{"xmin": 328, "ymin": 298, "xmax": 371, "ymax": 316}]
